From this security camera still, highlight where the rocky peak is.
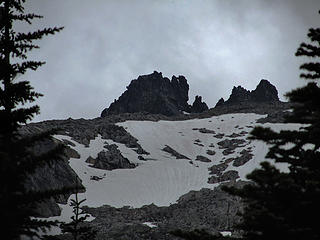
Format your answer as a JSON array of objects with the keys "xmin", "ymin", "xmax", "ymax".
[
  {"xmin": 101, "ymin": 71, "xmax": 208, "ymax": 117},
  {"xmin": 228, "ymin": 86, "xmax": 251, "ymax": 104},
  {"xmin": 190, "ymin": 95, "xmax": 209, "ymax": 113},
  {"xmin": 215, "ymin": 98, "xmax": 225, "ymax": 107},
  {"xmin": 215, "ymin": 79, "xmax": 279, "ymax": 107},
  {"xmin": 250, "ymin": 79, "xmax": 279, "ymax": 102}
]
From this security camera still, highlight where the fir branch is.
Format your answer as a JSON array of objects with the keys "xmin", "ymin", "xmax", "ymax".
[
  {"xmin": 299, "ymin": 62, "xmax": 320, "ymax": 74},
  {"xmin": 11, "ymin": 13, "xmax": 43, "ymax": 24},
  {"xmin": 296, "ymin": 43, "xmax": 320, "ymax": 57},
  {"xmin": 300, "ymin": 72, "xmax": 320, "ymax": 79},
  {"xmin": 11, "ymin": 105, "xmax": 40, "ymax": 123},
  {"xmin": 13, "ymin": 60, "xmax": 45, "ymax": 74},
  {"xmin": 0, "ymin": 80, "xmax": 42, "ymax": 106},
  {"xmin": 307, "ymin": 27, "xmax": 320, "ymax": 42},
  {"xmin": 15, "ymin": 27, "xmax": 64, "ymax": 42}
]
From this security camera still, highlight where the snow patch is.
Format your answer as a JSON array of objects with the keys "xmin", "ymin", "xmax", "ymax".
[
  {"xmin": 43, "ymin": 113, "xmax": 305, "ymax": 236},
  {"xmin": 220, "ymin": 231, "xmax": 232, "ymax": 236},
  {"xmin": 142, "ymin": 222, "xmax": 157, "ymax": 228}
]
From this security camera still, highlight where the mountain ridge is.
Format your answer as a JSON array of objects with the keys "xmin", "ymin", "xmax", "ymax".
[{"xmin": 22, "ymin": 75, "xmax": 296, "ymax": 239}]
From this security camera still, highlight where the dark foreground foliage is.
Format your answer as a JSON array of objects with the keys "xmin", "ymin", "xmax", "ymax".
[
  {"xmin": 60, "ymin": 183, "xmax": 97, "ymax": 240},
  {"xmin": 224, "ymin": 9, "xmax": 320, "ymax": 240},
  {"xmin": 0, "ymin": 1, "xmax": 73, "ymax": 239},
  {"xmin": 173, "ymin": 9, "xmax": 320, "ymax": 240}
]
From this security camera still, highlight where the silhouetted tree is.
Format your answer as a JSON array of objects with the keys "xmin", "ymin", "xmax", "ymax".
[
  {"xmin": 172, "ymin": 9, "xmax": 320, "ymax": 240},
  {"xmin": 0, "ymin": 1, "xmax": 71, "ymax": 239},
  {"xmin": 223, "ymin": 9, "xmax": 320, "ymax": 240},
  {"xmin": 61, "ymin": 182, "xmax": 97, "ymax": 240}
]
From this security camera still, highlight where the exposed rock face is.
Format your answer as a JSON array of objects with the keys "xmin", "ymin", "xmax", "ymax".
[
  {"xmin": 208, "ymin": 170, "xmax": 239, "ymax": 184},
  {"xmin": 24, "ymin": 137, "xmax": 83, "ymax": 217},
  {"xmin": 251, "ymin": 79, "xmax": 279, "ymax": 102},
  {"xmin": 82, "ymin": 181, "xmax": 246, "ymax": 240},
  {"xmin": 225, "ymin": 86, "xmax": 251, "ymax": 105},
  {"xmin": 215, "ymin": 79, "xmax": 279, "ymax": 107},
  {"xmin": 190, "ymin": 96, "xmax": 209, "ymax": 113},
  {"xmin": 215, "ymin": 98, "xmax": 225, "ymax": 107},
  {"xmin": 101, "ymin": 71, "xmax": 208, "ymax": 117}
]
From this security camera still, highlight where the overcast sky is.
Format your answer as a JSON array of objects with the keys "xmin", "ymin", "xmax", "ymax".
[{"xmin": 19, "ymin": 0, "xmax": 320, "ymax": 122}]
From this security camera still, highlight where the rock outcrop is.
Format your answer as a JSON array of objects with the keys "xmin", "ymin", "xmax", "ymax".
[
  {"xmin": 82, "ymin": 181, "xmax": 246, "ymax": 240},
  {"xmin": 162, "ymin": 145, "xmax": 190, "ymax": 160},
  {"xmin": 101, "ymin": 71, "xmax": 208, "ymax": 117},
  {"xmin": 88, "ymin": 144, "xmax": 136, "ymax": 170},
  {"xmin": 215, "ymin": 79, "xmax": 279, "ymax": 107},
  {"xmin": 190, "ymin": 95, "xmax": 209, "ymax": 113},
  {"xmin": 24, "ymin": 137, "xmax": 83, "ymax": 217}
]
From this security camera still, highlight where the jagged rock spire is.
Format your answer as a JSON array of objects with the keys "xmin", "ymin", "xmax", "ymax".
[
  {"xmin": 101, "ymin": 71, "xmax": 208, "ymax": 117},
  {"xmin": 215, "ymin": 79, "xmax": 279, "ymax": 107}
]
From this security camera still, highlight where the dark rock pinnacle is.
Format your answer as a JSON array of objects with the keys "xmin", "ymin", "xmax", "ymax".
[
  {"xmin": 101, "ymin": 71, "xmax": 208, "ymax": 117},
  {"xmin": 215, "ymin": 79, "xmax": 279, "ymax": 107}
]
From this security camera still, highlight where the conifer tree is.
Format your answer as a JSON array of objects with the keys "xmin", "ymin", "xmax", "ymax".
[
  {"xmin": 0, "ymin": 1, "xmax": 71, "ymax": 239},
  {"xmin": 172, "ymin": 9, "xmax": 320, "ymax": 240},
  {"xmin": 60, "ymin": 182, "xmax": 97, "ymax": 240},
  {"xmin": 223, "ymin": 10, "xmax": 320, "ymax": 240}
]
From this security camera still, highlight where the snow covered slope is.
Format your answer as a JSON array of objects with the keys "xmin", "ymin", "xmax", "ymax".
[{"xmin": 48, "ymin": 113, "xmax": 302, "ymax": 231}]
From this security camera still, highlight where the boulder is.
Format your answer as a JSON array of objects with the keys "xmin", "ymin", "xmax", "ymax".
[
  {"xmin": 162, "ymin": 145, "xmax": 190, "ymax": 160},
  {"xmin": 195, "ymin": 155, "xmax": 211, "ymax": 162},
  {"xmin": 90, "ymin": 144, "xmax": 136, "ymax": 170}
]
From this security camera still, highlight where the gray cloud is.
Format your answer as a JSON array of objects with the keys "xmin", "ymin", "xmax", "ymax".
[{"xmin": 18, "ymin": 0, "xmax": 320, "ymax": 121}]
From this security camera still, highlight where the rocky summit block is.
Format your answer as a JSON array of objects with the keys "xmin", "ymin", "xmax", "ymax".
[
  {"xmin": 190, "ymin": 95, "xmax": 209, "ymax": 113},
  {"xmin": 215, "ymin": 79, "xmax": 279, "ymax": 107},
  {"xmin": 101, "ymin": 71, "xmax": 208, "ymax": 117}
]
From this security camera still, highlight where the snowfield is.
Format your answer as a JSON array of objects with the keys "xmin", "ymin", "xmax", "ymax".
[{"xmin": 47, "ymin": 113, "xmax": 303, "ymax": 233}]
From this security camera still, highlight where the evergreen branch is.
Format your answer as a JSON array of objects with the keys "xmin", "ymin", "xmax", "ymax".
[
  {"xmin": 8, "ymin": 0, "xmax": 25, "ymax": 13},
  {"xmin": 11, "ymin": 13, "xmax": 43, "ymax": 24},
  {"xmin": 307, "ymin": 27, "xmax": 320, "ymax": 42},
  {"xmin": 11, "ymin": 105, "xmax": 40, "ymax": 124},
  {"xmin": 299, "ymin": 62, "xmax": 320, "ymax": 74},
  {"xmin": 300, "ymin": 73, "xmax": 320, "ymax": 79},
  {"xmin": 15, "ymin": 27, "xmax": 64, "ymax": 42},
  {"xmin": 296, "ymin": 43, "xmax": 320, "ymax": 57},
  {"xmin": 13, "ymin": 60, "xmax": 45, "ymax": 74},
  {"xmin": 0, "ymin": 80, "xmax": 43, "ymax": 106},
  {"xmin": 12, "ymin": 43, "xmax": 40, "ymax": 59},
  {"xmin": 285, "ymin": 82, "xmax": 320, "ymax": 104}
]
